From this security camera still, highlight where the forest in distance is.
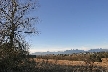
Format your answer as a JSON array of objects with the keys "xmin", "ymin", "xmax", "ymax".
[
  {"xmin": 1, "ymin": 0, "xmax": 108, "ymax": 72},
  {"xmin": 36, "ymin": 51, "xmax": 108, "ymax": 62}
]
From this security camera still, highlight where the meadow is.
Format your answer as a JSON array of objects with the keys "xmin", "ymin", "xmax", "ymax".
[{"xmin": 34, "ymin": 52, "xmax": 108, "ymax": 72}]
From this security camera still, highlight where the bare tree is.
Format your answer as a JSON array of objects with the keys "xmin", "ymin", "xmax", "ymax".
[
  {"xmin": 0, "ymin": 0, "xmax": 39, "ymax": 50},
  {"xmin": 0, "ymin": 0, "xmax": 39, "ymax": 72}
]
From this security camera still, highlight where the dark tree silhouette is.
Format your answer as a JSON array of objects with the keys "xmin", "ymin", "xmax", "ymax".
[
  {"xmin": 0, "ymin": 0, "xmax": 39, "ymax": 72},
  {"xmin": 0, "ymin": 0, "xmax": 39, "ymax": 49}
]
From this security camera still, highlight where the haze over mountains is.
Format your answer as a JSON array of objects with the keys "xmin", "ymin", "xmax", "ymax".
[{"xmin": 32, "ymin": 48, "xmax": 108, "ymax": 55}]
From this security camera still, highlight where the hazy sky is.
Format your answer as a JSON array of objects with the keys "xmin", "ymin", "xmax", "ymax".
[{"xmin": 28, "ymin": 0, "xmax": 108, "ymax": 53}]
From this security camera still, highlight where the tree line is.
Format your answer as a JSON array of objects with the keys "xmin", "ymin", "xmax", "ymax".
[{"xmin": 37, "ymin": 52, "xmax": 108, "ymax": 62}]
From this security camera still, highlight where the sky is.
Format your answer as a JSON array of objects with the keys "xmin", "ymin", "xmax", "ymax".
[{"xmin": 28, "ymin": 0, "xmax": 108, "ymax": 53}]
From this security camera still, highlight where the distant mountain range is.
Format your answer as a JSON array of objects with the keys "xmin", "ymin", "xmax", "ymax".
[{"xmin": 32, "ymin": 48, "xmax": 108, "ymax": 55}]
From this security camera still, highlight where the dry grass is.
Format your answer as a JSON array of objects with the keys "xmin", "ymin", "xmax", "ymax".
[
  {"xmin": 34, "ymin": 58, "xmax": 108, "ymax": 72},
  {"xmin": 34, "ymin": 58, "xmax": 107, "ymax": 66}
]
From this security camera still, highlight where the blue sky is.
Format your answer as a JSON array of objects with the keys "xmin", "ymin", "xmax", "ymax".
[{"xmin": 28, "ymin": 0, "xmax": 108, "ymax": 53}]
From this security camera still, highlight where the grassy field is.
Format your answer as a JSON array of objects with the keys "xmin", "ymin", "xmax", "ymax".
[
  {"xmin": 33, "ymin": 52, "xmax": 108, "ymax": 71},
  {"xmin": 34, "ymin": 58, "xmax": 108, "ymax": 72}
]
